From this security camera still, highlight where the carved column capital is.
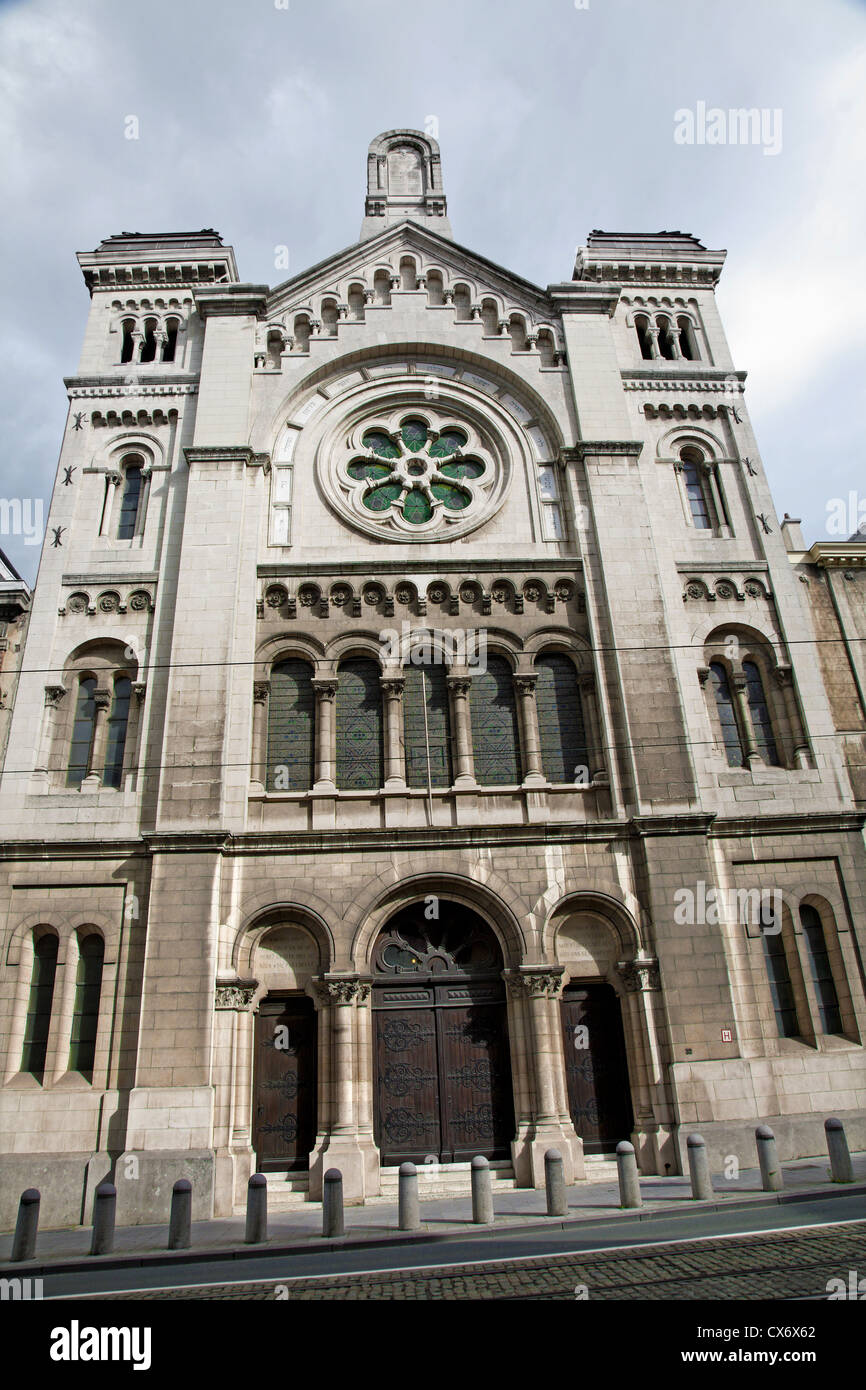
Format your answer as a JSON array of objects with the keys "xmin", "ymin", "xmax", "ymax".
[
  {"xmin": 214, "ymin": 979, "xmax": 258, "ymax": 1011},
  {"xmin": 253, "ymin": 680, "xmax": 271, "ymax": 703},
  {"xmin": 616, "ymin": 957, "xmax": 660, "ymax": 993},
  {"xmin": 773, "ymin": 665, "xmax": 793, "ymax": 689},
  {"xmin": 506, "ymin": 967, "xmax": 565, "ymax": 999},
  {"xmin": 512, "ymin": 673, "xmax": 538, "ymax": 695},
  {"xmin": 92, "ymin": 688, "xmax": 112, "ymax": 711},
  {"xmin": 380, "ymin": 676, "xmax": 405, "ymax": 698},
  {"xmin": 312, "ymin": 678, "xmax": 338, "ymax": 701},
  {"xmin": 446, "ymin": 675, "xmax": 472, "ymax": 697},
  {"xmin": 44, "ymin": 685, "xmax": 67, "ymax": 708},
  {"xmin": 314, "ymin": 975, "xmax": 371, "ymax": 1006}
]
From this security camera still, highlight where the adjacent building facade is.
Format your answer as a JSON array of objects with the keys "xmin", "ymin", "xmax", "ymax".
[{"xmin": 1, "ymin": 130, "xmax": 864, "ymax": 1228}]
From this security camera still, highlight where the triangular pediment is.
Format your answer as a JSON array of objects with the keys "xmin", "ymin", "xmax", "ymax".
[{"xmin": 266, "ymin": 221, "xmax": 557, "ymax": 328}]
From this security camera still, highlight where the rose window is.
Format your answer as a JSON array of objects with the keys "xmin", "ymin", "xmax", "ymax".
[{"xmin": 344, "ymin": 415, "xmax": 490, "ymax": 530}]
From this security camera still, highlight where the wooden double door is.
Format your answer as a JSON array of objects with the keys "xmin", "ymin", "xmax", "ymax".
[
  {"xmin": 560, "ymin": 983, "xmax": 633, "ymax": 1154},
  {"xmin": 373, "ymin": 979, "xmax": 515, "ymax": 1165},
  {"xmin": 253, "ymin": 994, "xmax": 317, "ymax": 1171}
]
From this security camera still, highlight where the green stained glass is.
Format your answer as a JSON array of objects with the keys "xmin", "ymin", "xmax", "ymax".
[
  {"xmin": 363, "ymin": 483, "xmax": 402, "ymax": 512},
  {"xmin": 348, "ymin": 459, "xmax": 391, "ymax": 482},
  {"xmin": 401, "ymin": 418, "xmax": 428, "ymax": 452},
  {"xmin": 362, "ymin": 430, "xmax": 400, "ymax": 459},
  {"xmin": 431, "ymin": 482, "xmax": 470, "ymax": 510},
  {"xmin": 429, "ymin": 429, "xmax": 467, "ymax": 457},
  {"xmin": 439, "ymin": 457, "xmax": 484, "ymax": 480},
  {"xmin": 403, "ymin": 489, "xmax": 433, "ymax": 523}
]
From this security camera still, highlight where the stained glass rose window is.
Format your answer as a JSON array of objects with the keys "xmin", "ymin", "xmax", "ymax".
[{"xmin": 345, "ymin": 416, "xmax": 487, "ymax": 528}]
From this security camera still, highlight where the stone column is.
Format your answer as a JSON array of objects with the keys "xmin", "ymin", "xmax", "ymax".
[
  {"xmin": 101, "ymin": 471, "xmax": 122, "ymax": 536},
  {"xmin": 578, "ymin": 675, "xmax": 606, "ymax": 783},
  {"xmin": 250, "ymin": 680, "xmax": 269, "ymax": 792},
  {"xmin": 703, "ymin": 461, "xmax": 726, "ymax": 530},
  {"xmin": 81, "ymin": 688, "xmax": 111, "ymax": 790},
  {"xmin": 447, "ymin": 675, "xmax": 475, "ymax": 785},
  {"xmin": 513, "ymin": 968, "xmax": 583, "ymax": 1186},
  {"xmin": 616, "ymin": 955, "xmax": 666, "ymax": 1173},
  {"xmin": 212, "ymin": 980, "xmax": 257, "ymax": 1219},
  {"xmin": 312, "ymin": 977, "xmax": 375, "ymax": 1202},
  {"xmin": 34, "ymin": 685, "xmax": 66, "ymax": 779},
  {"xmin": 127, "ymin": 682, "xmax": 146, "ymax": 785},
  {"xmin": 731, "ymin": 672, "xmax": 762, "ymax": 767},
  {"xmin": 513, "ymin": 673, "xmax": 545, "ymax": 787},
  {"xmin": 380, "ymin": 675, "xmax": 406, "ymax": 788},
  {"xmin": 312, "ymin": 679, "xmax": 338, "ymax": 791},
  {"xmin": 774, "ymin": 667, "xmax": 811, "ymax": 768}
]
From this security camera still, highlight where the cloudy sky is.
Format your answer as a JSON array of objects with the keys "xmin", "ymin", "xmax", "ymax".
[{"xmin": 1, "ymin": 0, "xmax": 864, "ymax": 582}]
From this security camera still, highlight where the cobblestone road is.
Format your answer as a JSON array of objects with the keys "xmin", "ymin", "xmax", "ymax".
[{"xmin": 96, "ymin": 1220, "xmax": 866, "ymax": 1300}]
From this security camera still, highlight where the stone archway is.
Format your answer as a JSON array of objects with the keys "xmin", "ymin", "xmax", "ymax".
[{"xmin": 371, "ymin": 900, "xmax": 516, "ymax": 1166}]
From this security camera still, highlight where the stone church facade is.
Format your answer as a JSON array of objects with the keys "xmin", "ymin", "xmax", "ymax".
[{"xmin": 1, "ymin": 130, "xmax": 864, "ymax": 1227}]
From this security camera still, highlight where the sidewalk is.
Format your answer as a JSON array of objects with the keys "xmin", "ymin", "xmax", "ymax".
[{"xmin": 3, "ymin": 1154, "xmax": 864, "ymax": 1274}]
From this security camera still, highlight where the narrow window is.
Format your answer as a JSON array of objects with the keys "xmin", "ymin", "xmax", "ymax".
[
  {"xmin": 763, "ymin": 928, "xmax": 799, "ymax": 1038},
  {"xmin": 657, "ymin": 319, "xmax": 677, "ymax": 359},
  {"xmin": 348, "ymin": 284, "xmax": 366, "ymax": 319},
  {"xmin": 742, "ymin": 661, "xmax": 780, "ymax": 766},
  {"xmin": 117, "ymin": 464, "xmax": 143, "ymax": 540},
  {"xmin": 799, "ymin": 905, "xmax": 842, "ymax": 1034},
  {"xmin": 68, "ymin": 934, "xmax": 104, "ymax": 1080},
  {"xmin": 709, "ymin": 662, "xmax": 744, "ymax": 767},
  {"xmin": 336, "ymin": 659, "xmax": 383, "ymax": 790},
  {"xmin": 469, "ymin": 655, "xmax": 521, "ymax": 786},
  {"xmin": 267, "ymin": 659, "xmax": 315, "ymax": 791},
  {"xmin": 21, "ymin": 933, "xmax": 59, "ymax": 1080},
  {"xmin": 293, "ymin": 315, "xmax": 311, "ymax": 351},
  {"xmin": 103, "ymin": 676, "xmax": 131, "ymax": 788},
  {"xmin": 140, "ymin": 318, "xmax": 157, "ymax": 363},
  {"xmin": 67, "ymin": 676, "xmax": 97, "ymax": 787},
  {"xmin": 536, "ymin": 654, "xmax": 587, "ymax": 783},
  {"xmin": 677, "ymin": 315, "xmax": 698, "ymax": 360},
  {"xmin": 538, "ymin": 465, "xmax": 564, "ymax": 540},
  {"xmin": 681, "ymin": 456, "xmax": 712, "ymax": 529},
  {"xmin": 373, "ymin": 270, "xmax": 391, "ymax": 306},
  {"xmin": 270, "ymin": 465, "xmax": 293, "ymax": 545},
  {"xmin": 161, "ymin": 317, "xmax": 179, "ymax": 362},
  {"xmin": 120, "ymin": 318, "xmax": 136, "ymax": 364},
  {"xmin": 635, "ymin": 315, "xmax": 654, "ymax": 360},
  {"xmin": 403, "ymin": 661, "xmax": 452, "ymax": 788}
]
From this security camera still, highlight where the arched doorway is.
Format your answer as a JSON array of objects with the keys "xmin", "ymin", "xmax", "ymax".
[
  {"xmin": 560, "ymin": 982, "xmax": 633, "ymax": 1153},
  {"xmin": 250, "ymin": 924, "xmax": 321, "ymax": 1172},
  {"xmin": 371, "ymin": 902, "xmax": 515, "ymax": 1165}
]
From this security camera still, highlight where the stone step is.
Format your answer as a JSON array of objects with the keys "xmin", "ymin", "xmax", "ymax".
[{"xmin": 375, "ymin": 1160, "xmax": 517, "ymax": 1200}]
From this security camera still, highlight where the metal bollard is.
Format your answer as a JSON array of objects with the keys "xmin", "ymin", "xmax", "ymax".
[
  {"xmin": 755, "ymin": 1124, "xmax": 783, "ymax": 1192},
  {"xmin": 90, "ymin": 1181, "xmax": 117, "ymax": 1256},
  {"xmin": 168, "ymin": 1178, "xmax": 192, "ymax": 1250},
  {"xmin": 11, "ymin": 1189, "xmax": 40, "ymax": 1263},
  {"xmin": 245, "ymin": 1173, "xmax": 268, "ymax": 1244},
  {"xmin": 544, "ymin": 1148, "xmax": 567, "ymax": 1217},
  {"xmin": 616, "ymin": 1141, "xmax": 642, "ymax": 1209},
  {"xmin": 398, "ymin": 1162, "xmax": 420, "ymax": 1231},
  {"xmin": 471, "ymin": 1155, "xmax": 494, "ymax": 1224},
  {"xmin": 686, "ymin": 1133, "xmax": 713, "ymax": 1200},
  {"xmin": 323, "ymin": 1168, "xmax": 344, "ymax": 1237},
  {"xmin": 825, "ymin": 1117, "xmax": 854, "ymax": 1183}
]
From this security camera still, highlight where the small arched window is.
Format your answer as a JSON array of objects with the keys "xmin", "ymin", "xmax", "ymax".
[
  {"xmin": 762, "ymin": 926, "xmax": 799, "ymax": 1038},
  {"xmin": 373, "ymin": 270, "xmax": 391, "ymax": 306},
  {"xmin": 709, "ymin": 662, "xmax": 744, "ymax": 767},
  {"xmin": 657, "ymin": 318, "xmax": 677, "ymax": 359},
  {"xmin": 21, "ymin": 932, "xmax": 59, "ymax": 1081},
  {"xmin": 399, "ymin": 257, "xmax": 417, "ymax": 291},
  {"xmin": 321, "ymin": 300, "xmax": 339, "ymax": 336},
  {"xmin": 348, "ymin": 283, "xmax": 366, "ymax": 319},
  {"xmin": 480, "ymin": 300, "xmax": 499, "ymax": 336},
  {"xmin": 103, "ymin": 676, "xmax": 131, "ymax": 788},
  {"xmin": 336, "ymin": 659, "xmax": 384, "ymax": 790},
  {"xmin": 742, "ymin": 661, "xmax": 780, "ymax": 766},
  {"xmin": 161, "ymin": 317, "xmax": 179, "ymax": 362},
  {"xmin": 680, "ymin": 450, "xmax": 712, "ymax": 529},
  {"xmin": 117, "ymin": 463, "xmax": 143, "ymax": 540},
  {"xmin": 677, "ymin": 315, "xmax": 698, "ymax": 360},
  {"xmin": 120, "ymin": 318, "xmax": 136, "ymax": 364},
  {"xmin": 470, "ymin": 656, "xmax": 521, "ymax": 786},
  {"xmin": 69, "ymin": 933, "xmax": 104, "ymax": 1080},
  {"xmin": 403, "ymin": 661, "xmax": 452, "ymax": 788},
  {"xmin": 67, "ymin": 676, "xmax": 97, "ymax": 787},
  {"xmin": 799, "ymin": 905, "xmax": 842, "ymax": 1035},
  {"xmin": 426, "ymin": 270, "xmax": 445, "ymax": 307},
  {"xmin": 452, "ymin": 284, "xmax": 472, "ymax": 321},
  {"xmin": 267, "ymin": 659, "xmax": 316, "ymax": 791},
  {"xmin": 635, "ymin": 314, "xmax": 654, "ymax": 360},
  {"xmin": 140, "ymin": 318, "xmax": 158, "ymax": 363},
  {"xmin": 536, "ymin": 654, "xmax": 587, "ymax": 783}
]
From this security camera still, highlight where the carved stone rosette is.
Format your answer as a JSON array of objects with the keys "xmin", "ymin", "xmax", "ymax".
[
  {"xmin": 616, "ymin": 958, "xmax": 661, "ymax": 993},
  {"xmin": 214, "ymin": 980, "xmax": 258, "ymax": 1011}
]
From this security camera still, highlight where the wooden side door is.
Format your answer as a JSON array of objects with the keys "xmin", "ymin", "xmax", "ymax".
[
  {"xmin": 253, "ymin": 995, "xmax": 317, "ymax": 1171},
  {"xmin": 436, "ymin": 983, "xmax": 514, "ymax": 1163},
  {"xmin": 560, "ymin": 984, "xmax": 633, "ymax": 1154},
  {"xmin": 373, "ymin": 991, "xmax": 440, "ymax": 1164}
]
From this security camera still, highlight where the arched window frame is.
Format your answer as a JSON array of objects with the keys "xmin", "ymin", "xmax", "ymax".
[
  {"xmin": 533, "ymin": 649, "xmax": 589, "ymax": 784},
  {"xmin": 58, "ymin": 645, "xmax": 138, "ymax": 792},
  {"xmin": 796, "ymin": 899, "xmax": 853, "ymax": 1040},
  {"xmin": 674, "ymin": 443, "xmax": 729, "ymax": 536},
  {"xmin": 335, "ymin": 655, "xmax": 385, "ymax": 791},
  {"xmin": 265, "ymin": 656, "xmax": 317, "ymax": 792},
  {"xmin": 702, "ymin": 642, "xmax": 788, "ymax": 771},
  {"xmin": 119, "ymin": 316, "xmax": 137, "ymax": 364},
  {"xmin": 68, "ymin": 929, "xmax": 105, "ymax": 1081},
  {"xmin": 100, "ymin": 451, "xmax": 151, "ymax": 542},
  {"xmin": 20, "ymin": 929, "xmax": 59, "ymax": 1082},
  {"xmin": 468, "ymin": 651, "xmax": 522, "ymax": 787}
]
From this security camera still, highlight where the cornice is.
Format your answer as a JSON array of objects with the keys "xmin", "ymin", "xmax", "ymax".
[
  {"xmin": 258, "ymin": 557, "xmax": 582, "ymax": 578},
  {"xmin": 573, "ymin": 440, "xmax": 643, "ymax": 458},
  {"xmin": 194, "ymin": 284, "xmax": 270, "ymax": 319},
  {"xmin": 183, "ymin": 446, "xmax": 271, "ymax": 470},
  {"xmin": 64, "ymin": 375, "xmax": 199, "ymax": 399},
  {"xmin": 547, "ymin": 283, "xmax": 620, "ymax": 316},
  {"xmin": 808, "ymin": 542, "xmax": 866, "ymax": 570}
]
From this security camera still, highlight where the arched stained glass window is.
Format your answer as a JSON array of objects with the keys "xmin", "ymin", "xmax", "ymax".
[
  {"xmin": 67, "ymin": 676, "xmax": 97, "ymax": 787},
  {"xmin": 762, "ymin": 927, "xmax": 799, "ymax": 1038},
  {"xmin": 403, "ymin": 662, "xmax": 452, "ymax": 789},
  {"xmin": 103, "ymin": 676, "xmax": 131, "ymax": 788},
  {"xmin": 69, "ymin": 934, "xmax": 104, "ymax": 1080},
  {"xmin": 267, "ymin": 659, "xmax": 315, "ymax": 791},
  {"xmin": 469, "ymin": 656, "xmax": 521, "ymax": 786},
  {"xmin": 743, "ymin": 661, "xmax": 780, "ymax": 766},
  {"xmin": 535, "ymin": 654, "xmax": 587, "ymax": 783},
  {"xmin": 21, "ymin": 933, "xmax": 59, "ymax": 1081},
  {"xmin": 799, "ymin": 905, "xmax": 842, "ymax": 1035},
  {"xmin": 682, "ymin": 459, "xmax": 711, "ymax": 528},
  {"xmin": 336, "ymin": 659, "xmax": 383, "ymax": 790},
  {"xmin": 117, "ymin": 465, "xmax": 143, "ymax": 539},
  {"xmin": 709, "ymin": 663, "xmax": 744, "ymax": 767}
]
